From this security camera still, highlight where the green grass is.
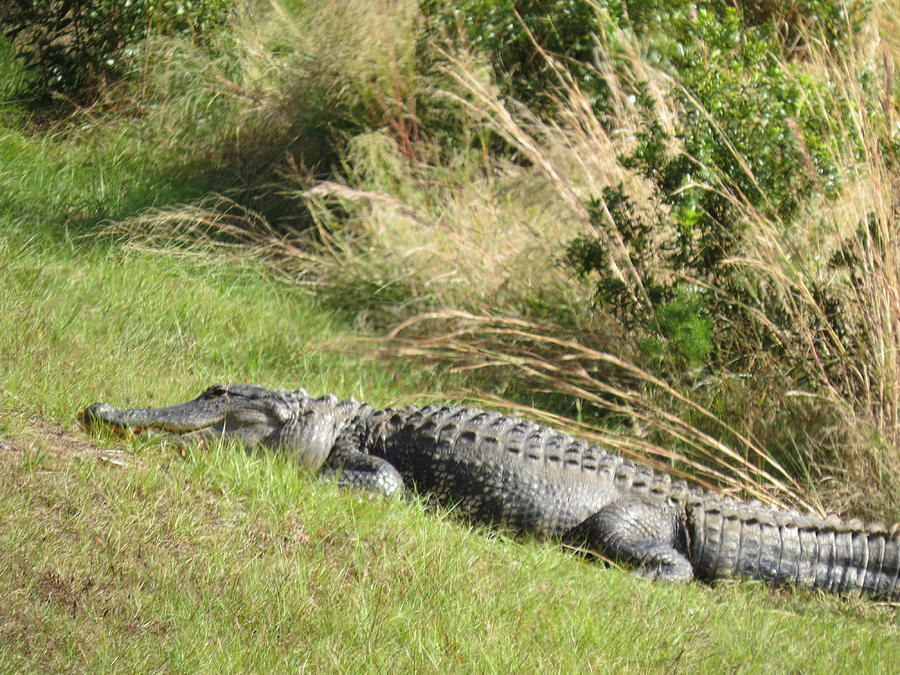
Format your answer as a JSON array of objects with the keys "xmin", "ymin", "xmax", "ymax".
[
  {"xmin": 0, "ymin": 123, "xmax": 217, "ymax": 240},
  {"xmin": 0, "ymin": 241, "xmax": 414, "ymax": 424},
  {"xmin": 1, "ymin": 433, "xmax": 896, "ymax": 672},
  {"xmin": 0, "ymin": 221, "xmax": 895, "ymax": 673}
]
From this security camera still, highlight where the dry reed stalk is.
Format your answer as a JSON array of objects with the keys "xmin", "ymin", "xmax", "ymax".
[{"xmin": 385, "ymin": 311, "xmax": 814, "ymax": 511}]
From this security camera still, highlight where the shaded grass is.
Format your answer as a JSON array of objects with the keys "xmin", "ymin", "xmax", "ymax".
[
  {"xmin": 0, "ymin": 120, "xmax": 219, "ymax": 240},
  {"xmin": 1, "ymin": 430, "xmax": 897, "ymax": 673}
]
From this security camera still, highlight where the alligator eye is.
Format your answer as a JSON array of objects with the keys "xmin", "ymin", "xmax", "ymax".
[{"xmin": 204, "ymin": 384, "xmax": 229, "ymax": 397}]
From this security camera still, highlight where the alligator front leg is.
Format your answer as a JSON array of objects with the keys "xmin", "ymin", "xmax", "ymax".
[
  {"xmin": 565, "ymin": 499, "xmax": 694, "ymax": 582},
  {"xmin": 320, "ymin": 452, "xmax": 403, "ymax": 498}
]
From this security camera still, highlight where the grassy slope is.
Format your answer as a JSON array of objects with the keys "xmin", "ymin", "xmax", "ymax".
[
  {"xmin": 0, "ymin": 13, "xmax": 896, "ymax": 673},
  {"xmin": 2, "ymin": 430, "xmax": 897, "ymax": 672},
  {"xmin": 0, "ymin": 242, "xmax": 408, "ymax": 427},
  {"xmin": 0, "ymin": 148, "xmax": 896, "ymax": 675}
]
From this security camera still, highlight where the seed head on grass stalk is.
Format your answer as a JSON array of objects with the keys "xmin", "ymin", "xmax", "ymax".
[
  {"xmin": 719, "ymin": 31, "xmax": 900, "ymax": 509},
  {"xmin": 384, "ymin": 310, "xmax": 814, "ymax": 511}
]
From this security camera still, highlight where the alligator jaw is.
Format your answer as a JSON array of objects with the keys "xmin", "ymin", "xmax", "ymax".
[{"xmin": 78, "ymin": 384, "xmax": 284, "ymax": 439}]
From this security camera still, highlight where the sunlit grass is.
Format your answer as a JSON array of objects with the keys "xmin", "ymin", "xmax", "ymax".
[
  {"xmin": 0, "ymin": 240, "xmax": 433, "ymax": 428},
  {"xmin": 1, "ymin": 431, "xmax": 896, "ymax": 672}
]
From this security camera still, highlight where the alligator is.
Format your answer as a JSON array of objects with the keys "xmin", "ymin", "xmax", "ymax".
[{"xmin": 79, "ymin": 384, "xmax": 900, "ymax": 601}]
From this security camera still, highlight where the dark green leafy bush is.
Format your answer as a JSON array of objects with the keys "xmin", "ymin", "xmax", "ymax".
[
  {"xmin": 422, "ymin": 0, "xmax": 870, "ymax": 107},
  {"xmin": 584, "ymin": 4, "xmax": 869, "ymax": 375},
  {"xmin": 624, "ymin": 5, "xmax": 843, "ymax": 239},
  {"xmin": 427, "ymin": 0, "xmax": 870, "ymax": 375},
  {"xmin": 0, "ymin": 0, "xmax": 232, "ymax": 105},
  {"xmin": 738, "ymin": 0, "xmax": 872, "ymax": 50},
  {"xmin": 423, "ymin": 0, "xmax": 610, "ymax": 111},
  {"xmin": 567, "ymin": 185, "xmax": 716, "ymax": 373}
]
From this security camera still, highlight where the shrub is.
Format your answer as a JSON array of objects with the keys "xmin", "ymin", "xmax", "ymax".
[
  {"xmin": 422, "ymin": 0, "xmax": 609, "ymax": 112},
  {"xmin": 422, "ymin": 0, "xmax": 870, "ymax": 108},
  {"xmin": 429, "ymin": 1, "xmax": 871, "ymax": 375},
  {"xmin": 0, "ymin": 0, "xmax": 232, "ymax": 106}
]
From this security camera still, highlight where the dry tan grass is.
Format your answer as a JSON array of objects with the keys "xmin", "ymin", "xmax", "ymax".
[
  {"xmin": 384, "ymin": 310, "xmax": 814, "ymax": 510},
  {"xmin": 292, "ymin": 27, "xmax": 686, "ymax": 319},
  {"xmin": 320, "ymin": 14, "xmax": 898, "ymax": 513},
  {"xmin": 106, "ymin": 1, "xmax": 899, "ymax": 518},
  {"xmin": 726, "ymin": 26, "xmax": 900, "ymax": 506}
]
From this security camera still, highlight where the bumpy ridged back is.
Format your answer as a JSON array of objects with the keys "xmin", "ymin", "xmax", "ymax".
[
  {"xmin": 688, "ymin": 497, "xmax": 900, "ymax": 600},
  {"xmin": 378, "ymin": 404, "xmax": 700, "ymax": 504},
  {"xmin": 375, "ymin": 403, "xmax": 900, "ymax": 599}
]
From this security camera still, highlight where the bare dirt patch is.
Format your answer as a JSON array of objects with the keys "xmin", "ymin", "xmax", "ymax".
[{"xmin": 0, "ymin": 417, "xmax": 140, "ymax": 469}]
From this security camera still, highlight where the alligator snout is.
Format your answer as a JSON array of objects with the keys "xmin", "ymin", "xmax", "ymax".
[
  {"xmin": 78, "ymin": 401, "xmax": 113, "ymax": 426},
  {"xmin": 76, "ymin": 386, "xmax": 303, "ymax": 443},
  {"xmin": 78, "ymin": 401, "xmax": 138, "ymax": 438}
]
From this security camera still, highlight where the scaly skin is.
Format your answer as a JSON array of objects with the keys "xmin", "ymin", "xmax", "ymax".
[{"xmin": 79, "ymin": 384, "xmax": 900, "ymax": 600}]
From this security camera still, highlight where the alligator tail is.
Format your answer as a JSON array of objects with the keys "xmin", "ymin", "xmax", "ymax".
[{"xmin": 687, "ymin": 499, "xmax": 899, "ymax": 600}]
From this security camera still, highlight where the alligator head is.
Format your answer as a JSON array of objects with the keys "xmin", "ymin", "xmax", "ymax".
[{"xmin": 78, "ymin": 384, "xmax": 346, "ymax": 471}]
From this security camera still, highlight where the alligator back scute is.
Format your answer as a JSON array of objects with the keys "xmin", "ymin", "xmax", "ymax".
[
  {"xmin": 380, "ymin": 405, "xmax": 625, "ymax": 533},
  {"xmin": 387, "ymin": 405, "xmax": 676, "ymax": 484}
]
